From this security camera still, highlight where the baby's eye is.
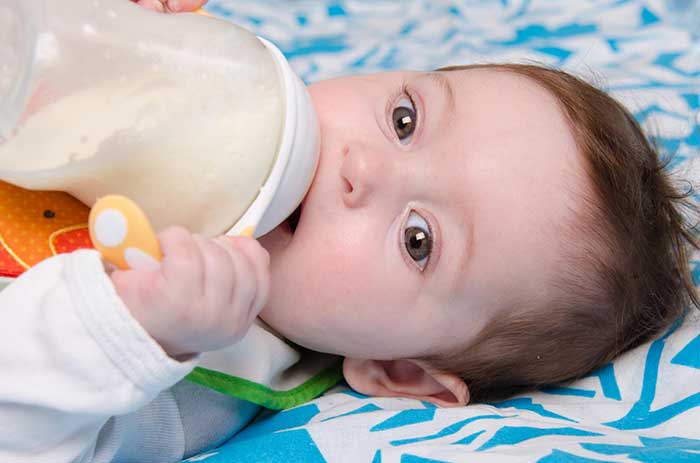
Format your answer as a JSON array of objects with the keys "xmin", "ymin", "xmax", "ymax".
[
  {"xmin": 392, "ymin": 95, "xmax": 417, "ymax": 144},
  {"xmin": 404, "ymin": 210, "xmax": 432, "ymax": 271}
]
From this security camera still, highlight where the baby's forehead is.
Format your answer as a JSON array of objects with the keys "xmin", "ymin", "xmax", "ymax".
[
  {"xmin": 443, "ymin": 66, "xmax": 591, "ymax": 271},
  {"xmin": 440, "ymin": 68, "xmax": 577, "ymax": 154},
  {"xmin": 444, "ymin": 67, "xmax": 566, "ymax": 116}
]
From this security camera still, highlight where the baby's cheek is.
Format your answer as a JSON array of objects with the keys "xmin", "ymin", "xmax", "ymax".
[{"xmin": 300, "ymin": 247, "xmax": 365, "ymax": 298}]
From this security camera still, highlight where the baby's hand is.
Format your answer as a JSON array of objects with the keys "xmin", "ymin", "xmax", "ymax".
[
  {"xmin": 131, "ymin": 0, "xmax": 208, "ymax": 13},
  {"xmin": 110, "ymin": 227, "xmax": 270, "ymax": 358}
]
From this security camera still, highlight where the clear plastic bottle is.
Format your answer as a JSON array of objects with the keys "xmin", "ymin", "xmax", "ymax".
[{"xmin": 0, "ymin": 0, "xmax": 319, "ymax": 237}]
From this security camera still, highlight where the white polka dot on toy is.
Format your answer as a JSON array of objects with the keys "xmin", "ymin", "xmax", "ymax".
[
  {"xmin": 88, "ymin": 195, "xmax": 162, "ymax": 270},
  {"xmin": 94, "ymin": 208, "xmax": 127, "ymax": 247}
]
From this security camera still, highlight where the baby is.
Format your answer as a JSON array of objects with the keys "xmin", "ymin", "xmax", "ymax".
[{"xmin": 2, "ymin": 0, "xmax": 698, "ymax": 461}]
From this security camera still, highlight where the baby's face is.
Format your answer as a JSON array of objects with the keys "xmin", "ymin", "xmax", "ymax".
[{"xmin": 259, "ymin": 68, "xmax": 586, "ymax": 362}]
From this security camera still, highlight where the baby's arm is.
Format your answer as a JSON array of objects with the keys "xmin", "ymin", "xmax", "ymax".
[
  {"xmin": 0, "ymin": 230, "xmax": 268, "ymax": 462},
  {"xmin": 0, "ymin": 250, "xmax": 195, "ymax": 462}
]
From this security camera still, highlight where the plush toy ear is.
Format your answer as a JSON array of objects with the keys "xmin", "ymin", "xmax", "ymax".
[{"xmin": 343, "ymin": 358, "xmax": 469, "ymax": 407}]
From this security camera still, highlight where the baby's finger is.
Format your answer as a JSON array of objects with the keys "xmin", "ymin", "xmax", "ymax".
[
  {"xmin": 158, "ymin": 226, "xmax": 205, "ymax": 300},
  {"xmin": 135, "ymin": 0, "xmax": 165, "ymax": 13},
  {"xmin": 218, "ymin": 236, "xmax": 270, "ymax": 317},
  {"xmin": 191, "ymin": 235, "xmax": 236, "ymax": 315},
  {"xmin": 224, "ymin": 241, "xmax": 260, "ymax": 316},
  {"xmin": 202, "ymin": 238, "xmax": 259, "ymax": 342},
  {"xmin": 165, "ymin": 0, "xmax": 207, "ymax": 12}
]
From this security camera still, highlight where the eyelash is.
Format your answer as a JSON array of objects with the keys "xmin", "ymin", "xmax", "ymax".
[
  {"xmin": 387, "ymin": 83, "xmax": 419, "ymax": 145},
  {"xmin": 400, "ymin": 207, "xmax": 439, "ymax": 274}
]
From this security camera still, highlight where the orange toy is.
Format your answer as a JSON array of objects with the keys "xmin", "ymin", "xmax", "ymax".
[
  {"xmin": 89, "ymin": 195, "xmax": 162, "ymax": 271},
  {"xmin": 0, "ymin": 181, "xmax": 165, "ymax": 276},
  {"xmin": 88, "ymin": 195, "xmax": 254, "ymax": 272},
  {"xmin": 0, "ymin": 179, "xmax": 256, "ymax": 280},
  {"xmin": 0, "ymin": 180, "xmax": 92, "ymax": 278}
]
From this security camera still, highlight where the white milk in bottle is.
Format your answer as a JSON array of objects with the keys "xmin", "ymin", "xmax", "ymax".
[{"xmin": 0, "ymin": 0, "xmax": 317, "ymax": 237}]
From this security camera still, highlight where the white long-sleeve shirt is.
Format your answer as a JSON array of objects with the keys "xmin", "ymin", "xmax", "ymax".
[{"xmin": 0, "ymin": 250, "xmax": 259, "ymax": 462}]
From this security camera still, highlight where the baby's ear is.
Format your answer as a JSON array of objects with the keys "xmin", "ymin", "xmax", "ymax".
[{"xmin": 342, "ymin": 358, "xmax": 469, "ymax": 407}]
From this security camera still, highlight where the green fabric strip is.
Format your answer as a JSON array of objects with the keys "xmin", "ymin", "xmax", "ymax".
[{"xmin": 184, "ymin": 361, "xmax": 343, "ymax": 410}]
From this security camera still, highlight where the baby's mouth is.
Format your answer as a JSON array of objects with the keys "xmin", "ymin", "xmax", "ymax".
[
  {"xmin": 258, "ymin": 202, "xmax": 300, "ymax": 254},
  {"xmin": 286, "ymin": 203, "xmax": 302, "ymax": 234}
]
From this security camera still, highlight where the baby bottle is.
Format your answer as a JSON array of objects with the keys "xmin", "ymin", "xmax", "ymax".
[{"xmin": 0, "ymin": 0, "xmax": 319, "ymax": 237}]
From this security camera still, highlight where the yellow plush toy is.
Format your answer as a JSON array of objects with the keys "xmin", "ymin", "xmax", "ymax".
[
  {"xmin": 0, "ymin": 183, "xmax": 165, "ymax": 277},
  {"xmin": 0, "ymin": 181, "xmax": 92, "ymax": 279}
]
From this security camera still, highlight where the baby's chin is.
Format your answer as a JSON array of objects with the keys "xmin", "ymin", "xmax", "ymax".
[{"xmin": 256, "ymin": 203, "xmax": 306, "ymax": 334}]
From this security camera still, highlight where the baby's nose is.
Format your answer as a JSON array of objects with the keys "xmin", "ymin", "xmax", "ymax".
[{"xmin": 340, "ymin": 144, "xmax": 389, "ymax": 208}]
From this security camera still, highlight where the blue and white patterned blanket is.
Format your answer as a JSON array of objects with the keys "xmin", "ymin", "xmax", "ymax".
[{"xmin": 186, "ymin": 1, "xmax": 700, "ymax": 461}]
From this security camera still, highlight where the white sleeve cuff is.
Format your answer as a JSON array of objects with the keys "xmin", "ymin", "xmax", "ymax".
[{"xmin": 65, "ymin": 250, "xmax": 199, "ymax": 391}]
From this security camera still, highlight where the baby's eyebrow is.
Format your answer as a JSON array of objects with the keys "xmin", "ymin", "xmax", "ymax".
[{"xmin": 425, "ymin": 72, "xmax": 457, "ymax": 116}]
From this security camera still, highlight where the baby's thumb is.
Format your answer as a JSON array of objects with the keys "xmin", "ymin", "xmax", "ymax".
[{"xmin": 133, "ymin": 0, "xmax": 165, "ymax": 12}]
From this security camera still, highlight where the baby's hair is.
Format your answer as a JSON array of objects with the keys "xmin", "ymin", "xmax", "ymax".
[{"xmin": 423, "ymin": 63, "xmax": 699, "ymax": 403}]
